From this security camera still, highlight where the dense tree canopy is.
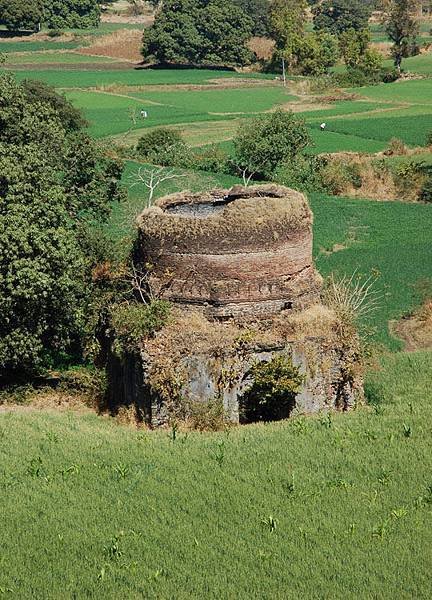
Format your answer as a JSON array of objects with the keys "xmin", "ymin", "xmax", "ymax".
[
  {"xmin": 233, "ymin": 110, "xmax": 312, "ymax": 179},
  {"xmin": 313, "ymin": 0, "xmax": 371, "ymax": 35},
  {"xmin": 0, "ymin": 74, "xmax": 123, "ymax": 378},
  {"xmin": 0, "ymin": 0, "xmax": 43, "ymax": 31},
  {"xmin": 142, "ymin": 0, "xmax": 254, "ymax": 66},
  {"xmin": 269, "ymin": 0, "xmax": 337, "ymax": 75},
  {"xmin": 0, "ymin": 0, "xmax": 100, "ymax": 31},
  {"xmin": 44, "ymin": 0, "xmax": 100, "ymax": 29},
  {"xmin": 233, "ymin": 0, "xmax": 271, "ymax": 37}
]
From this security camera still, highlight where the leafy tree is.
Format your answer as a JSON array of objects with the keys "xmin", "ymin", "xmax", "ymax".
[
  {"xmin": 270, "ymin": 0, "xmax": 308, "ymax": 70},
  {"xmin": 291, "ymin": 32, "xmax": 339, "ymax": 75},
  {"xmin": 0, "ymin": 0, "xmax": 43, "ymax": 31},
  {"xmin": 313, "ymin": 0, "xmax": 371, "ymax": 35},
  {"xmin": 381, "ymin": 0, "xmax": 420, "ymax": 71},
  {"xmin": 233, "ymin": 0, "xmax": 271, "ymax": 37},
  {"xmin": 270, "ymin": 0, "xmax": 337, "ymax": 75},
  {"xmin": 0, "ymin": 0, "xmax": 100, "ymax": 31},
  {"xmin": 142, "ymin": 0, "xmax": 254, "ymax": 66},
  {"xmin": 233, "ymin": 109, "xmax": 312, "ymax": 180},
  {"xmin": 43, "ymin": 0, "xmax": 100, "ymax": 29},
  {"xmin": 21, "ymin": 80, "xmax": 87, "ymax": 132},
  {"xmin": 0, "ymin": 74, "xmax": 123, "ymax": 378}
]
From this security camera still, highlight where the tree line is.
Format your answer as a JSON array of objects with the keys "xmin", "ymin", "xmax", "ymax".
[
  {"xmin": 0, "ymin": 0, "xmax": 101, "ymax": 31},
  {"xmin": 143, "ymin": 0, "xmax": 422, "ymax": 74}
]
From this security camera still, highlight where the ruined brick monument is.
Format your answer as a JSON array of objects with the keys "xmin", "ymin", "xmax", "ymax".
[
  {"xmin": 107, "ymin": 184, "xmax": 363, "ymax": 426},
  {"xmin": 135, "ymin": 184, "xmax": 322, "ymax": 318}
]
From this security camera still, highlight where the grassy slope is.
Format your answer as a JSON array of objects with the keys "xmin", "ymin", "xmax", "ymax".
[
  {"xmin": 310, "ymin": 195, "xmax": 432, "ymax": 349},
  {"xmin": 1, "ymin": 351, "xmax": 432, "ymax": 599}
]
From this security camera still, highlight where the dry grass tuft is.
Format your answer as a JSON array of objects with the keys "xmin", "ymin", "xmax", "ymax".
[
  {"xmin": 274, "ymin": 304, "xmax": 337, "ymax": 341},
  {"xmin": 393, "ymin": 300, "xmax": 432, "ymax": 351},
  {"xmin": 77, "ymin": 29, "xmax": 143, "ymax": 62}
]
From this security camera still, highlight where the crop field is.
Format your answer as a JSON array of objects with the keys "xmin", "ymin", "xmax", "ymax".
[
  {"xmin": 65, "ymin": 87, "xmax": 293, "ymax": 137},
  {"xmin": 0, "ymin": 40, "xmax": 83, "ymax": 52},
  {"xmin": 1, "ymin": 351, "xmax": 432, "ymax": 598},
  {"xmin": 5, "ymin": 52, "xmax": 121, "ymax": 65},
  {"xmin": 9, "ymin": 68, "xmax": 273, "ymax": 87},
  {"xmin": 325, "ymin": 113, "xmax": 432, "ymax": 147}
]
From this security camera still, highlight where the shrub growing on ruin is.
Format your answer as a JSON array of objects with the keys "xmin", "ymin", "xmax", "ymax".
[
  {"xmin": 110, "ymin": 301, "xmax": 171, "ymax": 357},
  {"xmin": 240, "ymin": 355, "xmax": 304, "ymax": 423}
]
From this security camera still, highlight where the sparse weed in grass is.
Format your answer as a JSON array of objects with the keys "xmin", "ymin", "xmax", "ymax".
[
  {"xmin": 113, "ymin": 463, "xmax": 130, "ymax": 479},
  {"xmin": 391, "ymin": 507, "xmax": 408, "ymax": 519},
  {"xmin": 103, "ymin": 535, "xmax": 124, "ymax": 561},
  {"xmin": 26, "ymin": 456, "xmax": 47, "ymax": 479},
  {"xmin": 372, "ymin": 520, "xmax": 391, "ymax": 540},
  {"xmin": 261, "ymin": 515, "xmax": 277, "ymax": 533},
  {"xmin": 212, "ymin": 440, "xmax": 225, "ymax": 468},
  {"xmin": 60, "ymin": 464, "xmax": 80, "ymax": 479},
  {"xmin": 403, "ymin": 423, "xmax": 413, "ymax": 438},
  {"xmin": 377, "ymin": 469, "xmax": 392, "ymax": 486}
]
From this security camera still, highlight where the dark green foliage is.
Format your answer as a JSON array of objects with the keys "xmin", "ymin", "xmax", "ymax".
[
  {"xmin": 0, "ymin": 0, "xmax": 43, "ymax": 31},
  {"xmin": 0, "ymin": 73, "xmax": 123, "ymax": 378},
  {"xmin": 136, "ymin": 128, "xmax": 186, "ymax": 162},
  {"xmin": 233, "ymin": 109, "xmax": 313, "ymax": 179},
  {"xmin": 240, "ymin": 355, "xmax": 304, "ymax": 422},
  {"xmin": 233, "ymin": 0, "xmax": 271, "ymax": 36},
  {"xmin": 275, "ymin": 155, "xmax": 327, "ymax": 193},
  {"xmin": 110, "ymin": 301, "xmax": 171, "ymax": 357},
  {"xmin": 142, "ymin": 0, "xmax": 254, "ymax": 66},
  {"xmin": 43, "ymin": 0, "xmax": 101, "ymax": 29},
  {"xmin": 382, "ymin": 0, "xmax": 420, "ymax": 71},
  {"xmin": 0, "ymin": 0, "xmax": 99, "ymax": 30},
  {"xmin": 332, "ymin": 66, "xmax": 399, "ymax": 87},
  {"xmin": 420, "ymin": 170, "xmax": 432, "ymax": 202},
  {"xmin": 313, "ymin": 0, "xmax": 371, "ymax": 35},
  {"xmin": 21, "ymin": 79, "xmax": 87, "ymax": 132}
]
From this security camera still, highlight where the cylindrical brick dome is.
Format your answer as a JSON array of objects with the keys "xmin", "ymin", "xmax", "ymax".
[{"xmin": 135, "ymin": 184, "xmax": 322, "ymax": 318}]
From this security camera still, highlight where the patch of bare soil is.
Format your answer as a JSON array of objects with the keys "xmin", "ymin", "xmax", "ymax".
[
  {"xmin": 391, "ymin": 301, "xmax": 432, "ymax": 351},
  {"xmin": 101, "ymin": 14, "xmax": 154, "ymax": 26},
  {"xmin": 77, "ymin": 29, "xmax": 143, "ymax": 62}
]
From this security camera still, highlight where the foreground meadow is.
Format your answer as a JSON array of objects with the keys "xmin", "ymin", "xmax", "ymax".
[{"xmin": 1, "ymin": 352, "xmax": 432, "ymax": 598}]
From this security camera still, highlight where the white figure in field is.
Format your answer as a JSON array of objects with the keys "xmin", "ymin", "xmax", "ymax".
[
  {"xmin": 140, "ymin": 110, "xmax": 148, "ymax": 119},
  {"xmin": 320, "ymin": 122, "xmax": 326, "ymax": 131}
]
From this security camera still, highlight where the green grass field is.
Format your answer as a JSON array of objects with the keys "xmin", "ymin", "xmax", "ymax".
[
  {"xmin": 0, "ymin": 40, "xmax": 83, "ymax": 52},
  {"xmin": 66, "ymin": 87, "xmax": 293, "ymax": 137},
  {"xmin": 1, "ymin": 351, "xmax": 432, "ymax": 598},
  {"xmin": 5, "ymin": 51, "xmax": 120, "ymax": 64},
  {"xmin": 9, "ymin": 68, "xmax": 273, "ymax": 88}
]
